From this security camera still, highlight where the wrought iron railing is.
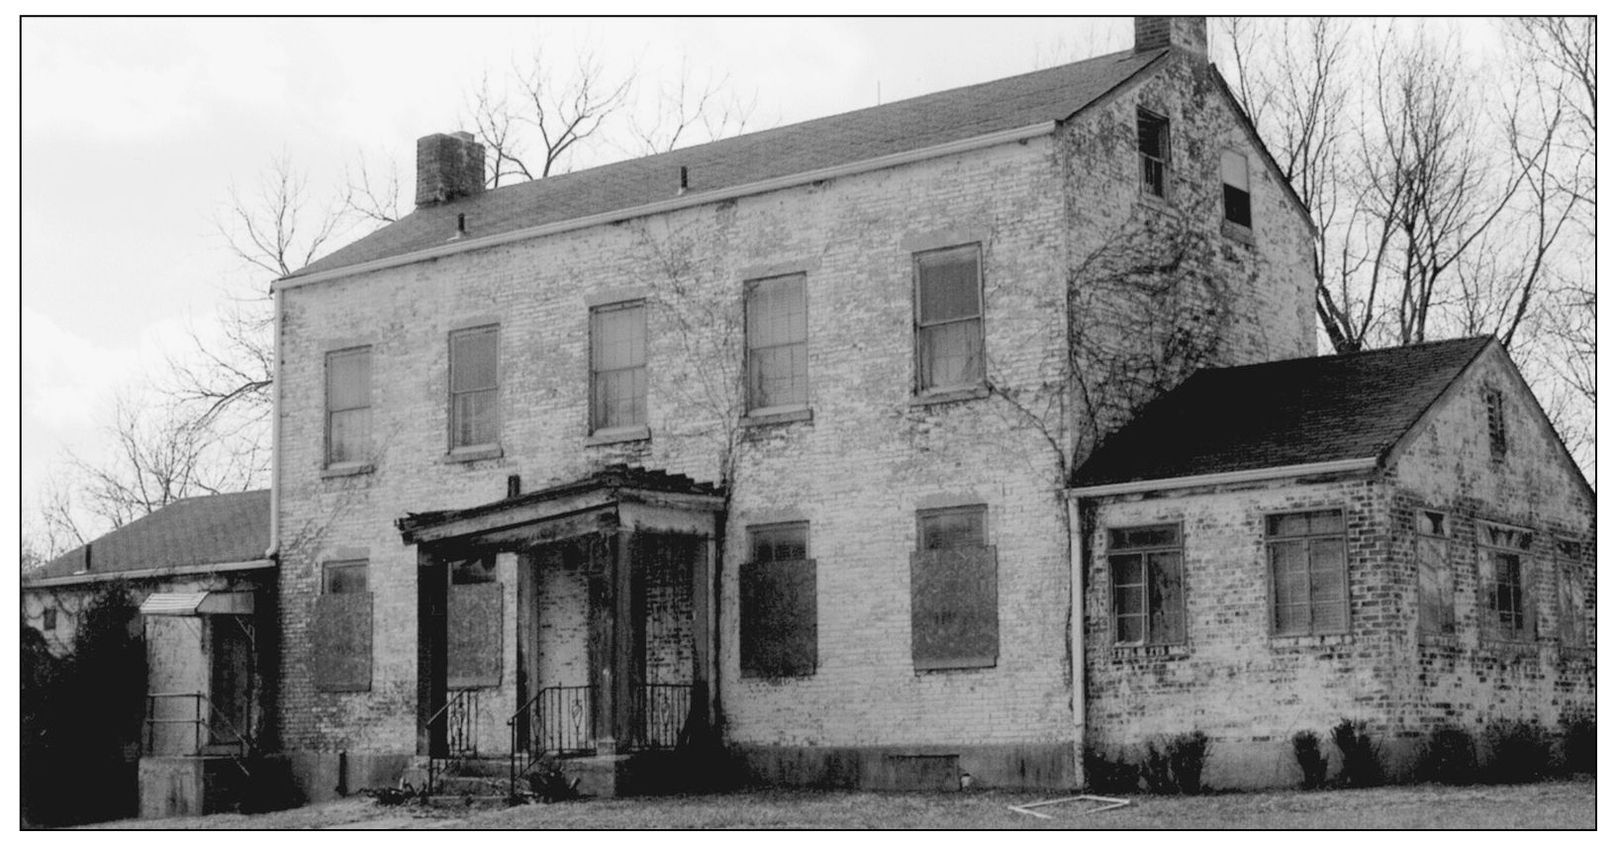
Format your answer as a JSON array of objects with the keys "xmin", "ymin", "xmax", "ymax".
[
  {"xmin": 425, "ymin": 688, "xmax": 478, "ymax": 794},
  {"xmin": 630, "ymin": 683, "xmax": 691, "ymax": 751},
  {"xmin": 508, "ymin": 684, "xmax": 596, "ymax": 801}
]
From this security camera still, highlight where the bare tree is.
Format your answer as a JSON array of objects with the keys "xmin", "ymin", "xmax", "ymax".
[
  {"xmin": 626, "ymin": 57, "xmax": 756, "ymax": 156},
  {"xmin": 470, "ymin": 48, "xmax": 635, "ymax": 185}
]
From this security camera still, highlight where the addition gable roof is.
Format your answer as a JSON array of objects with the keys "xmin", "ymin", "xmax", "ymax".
[
  {"xmin": 1071, "ymin": 337, "xmax": 1495, "ymax": 491},
  {"xmin": 288, "ymin": 48, "xmax": 1170, "ymax": 282},
  {"xmin": 27, "ymin": 490, "xmax": 271, "ymax": 581}
]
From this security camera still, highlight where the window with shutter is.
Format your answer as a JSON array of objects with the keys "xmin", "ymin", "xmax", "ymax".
[
  {"xmin": 911, "ymin": 506, "xmax": 997, "ymax": 670},
  {"xmin": 315, "ymin": 559, "xmax": 372, "ymax": 691},
  {"xmin": 325, "ymin": 346, "xmax": 372, "ymax": 466},
  {"xmin": 913, "ymin": 245, "xmax": 984, "ymax": 394},
  {"xmin": 1108, "ymin": 524, "xmax": 1186, "ymax": 647},
  {"xmin": 745, "ymin": 274, "xmax": 808, "ymax": 411},
  {"xmin": 590, "ymin": 301, "xmax": 647, "ymax": 432},
  {"xmin": 740, "ymin": 523, "xmax": 816, "ymax": 678},
  {"xmin": 1266, "ymin": 510, "xmax": 1348, "ymax": 636},
  {"xmin": 449, "ymin": 326, "xmax": 498, "ymax": 450}
]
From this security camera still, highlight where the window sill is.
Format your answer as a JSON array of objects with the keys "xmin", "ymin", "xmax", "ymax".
[
  {"xmin": 442, "ymin": 445, "xmax": 503, "ymax": 464},
  {"xmin": 1137, "ymin": 191, "xmax": 1178, "ymax": 216},
  {"xmin": 741, "ymin": 406, "xmax": 813, "ymax": 427},
  {"xmin": 910, "ymin": 385, "xmax": 989, "ymax": 408},
  {"xmin": 586, "ymin": 425, "xmax": 651, "ymax": 447},
  {"xmin": 914, "ymin": 658, "xmax": 996, "ymax": 673},
  {"xmin": 1270, "ymin": 632, "xmax": 1353, "ymax": 649},
  {"xmin": 1110, "ymin": 644, "xmax": 1190, "ymax": 663},
  {"xmin": 740, "ymin": 670, "xmax": 817, "ymax": 683},
  {"xmin": 321, "ymin": 462, "xmax": 375, "ymax": 479},
  {"xmin": 1221, "ymin": 220, "xmax": 1256, "ymax": 245}
]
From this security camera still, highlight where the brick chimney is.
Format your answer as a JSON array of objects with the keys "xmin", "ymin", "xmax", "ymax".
[
  {"xmin": 415, "ymin": 131, "xmax": 486, "ymax": 208},
  {"xmin": 1134, "ymin": 16, "xmax": 1207, "ymax": 62}
]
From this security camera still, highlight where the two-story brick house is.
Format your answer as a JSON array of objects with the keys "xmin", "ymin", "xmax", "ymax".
[{"xmin": 259, "ymin": 16, "xmax": 1589, "ymax": 800}]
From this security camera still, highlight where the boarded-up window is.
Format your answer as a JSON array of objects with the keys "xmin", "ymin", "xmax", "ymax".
[
  {"xmin": 449, "ymin": 326, "xmax": 498, "ymax": 450},
  {"xmin": 745, "ymin": 274, "xmax": 808, "ymax": 410},
  {"xmin": 1109, "ymin": 524, "xmax": 1185, "ymax": 646},
  {"xmin": 448, "ymin": 580, "xmax": 503, "ymax": 688},
  {"xmin": 914, "ymin": 245, "xmax": 984, "ymax": 393},
  {"xmin": 1558, "ymin": 547, "xmax": 1588, "ymax": 648},
  {"xmin": 326, "ymin": 346, "xmax": 371, "ymax": 466},
  {"xmin": 590, "ymin": 301, "xmax": 647, "ymax": 431},
  {"xmin": 911, "ymin": 507, "xmax": 997, "ymax": 670},
  {"xmin": 1221, "ymin": 150, "xmax": 1252, "ymax": 228},
  {"xmin": 315, "ymin": 560, "xmax": 371, "ymax": 691},
  {"xmin": 1417, "ymin": 537, "xmax": 1456, "ymax": 636},
  {"xmin": 1267, "ymin": 510, "xmax": 1348, "ymax": 636},
  {"xmin": 740, "ymin": 523, "xmax": 816, "ymax": 678},
  {"xmin": 1479, "ymin": 522, "xmax": 1535, "ymax": 642}
]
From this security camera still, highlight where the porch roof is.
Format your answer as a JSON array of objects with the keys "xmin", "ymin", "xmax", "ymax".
[{"xmin": 396, "ymin": 465, "xmax": 724, "ymax": 548}]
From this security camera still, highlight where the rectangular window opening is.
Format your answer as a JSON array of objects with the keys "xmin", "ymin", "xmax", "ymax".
[
  {"xmin": 1485, "ymin": 387, "xmax": 1507, "ymax": 459},
  {"xmin": 911, "ymin": 506, "xmax": 997, "ymax": 670},
  {"xmin": 745, "ymin": 274, "xmax": 808, "ymax": 412},
  {"xmin": 449, "ymin": 326, "xmax": 499, "ymax": 451},
  {"xmin": 1266, "ymin": 509, "xmax": 1348, "ymax": 636},
  {"xmin": 1221, "ymin": 150, "xmax": 1252, "ymax": 228},
  {"xmin": 1108, "ymin": 524, "xmax": 1185, "ymax": 647},
  {"xmin": 741, "ymin": 522, "xmax": 816, "ymax": 678},
  {"xmin": 1137, "ymin": 109, "xmax": 1170, "ymax": 198},
  {"xmin": 326, "ymin": 346, "xmax": 372, "ymax": 466},
  {"xmin": 590, "ymin": 301, "xmax": 648, "ymax": 432},
  {"xmin": 913, "ymin": 244, "xmax": 984, "ymax": 394}
]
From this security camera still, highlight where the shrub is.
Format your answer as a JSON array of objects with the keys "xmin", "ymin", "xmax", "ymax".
[
  {"xmin": 1291, "ymin": 730, "xmax": 1328, "ymax": 790},
  {"xmin": 1141, "ymin": 731, "xmax": 1211, "ymax": 795},
  {"xmin": 1484, "ymin": 719, "xmax": 1553, "ymax": 783},
  {"xmin": 1085, "ymin": 747, "xmax": 1139, "ymax": 794},
  {"xmin": 1416, "ymin": 724, "xmax": 1477, "ymax": 785},
  {"xmin": 1559, "ymin": 711, "xmax": 1595, "ymax": 777},
  {"xmin": 1330, "ymin": 718, "xmax": 1383, "ymax": 788}
]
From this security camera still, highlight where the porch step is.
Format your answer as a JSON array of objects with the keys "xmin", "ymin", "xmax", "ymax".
[{"xmin": 426, "ymin": 794, "xmax": 510, "ymax": 810}]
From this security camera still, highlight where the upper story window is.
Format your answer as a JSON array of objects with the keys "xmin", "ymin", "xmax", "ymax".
[
  {"xmin": 913, "ymin": 244, "xmax": 984, "ymax": 394},
  {"xmin": 1479, "ymin": 522, "xmax": 1534, "ymax": 642},
  {"xmin": 590, "ymin": 301, "xmax": 647, "ymax": 432},
  {"xmin": 911, "ymin": 505, "xmax": 998, "ymax": 670},
  {"xmin": 1485, "ymin": 386, "xmax": 1507, "ymax": 460},
  {"xmin": 448, "ymin": 326, "xmax": 499, "ymax": 451},
  {"xmin": 1221, "ymin": 150, "xmax": 1252, "ymax": 229},
  {"xmin": 745, "ymin": 274, "xmax": 808, "ymax": 412},
  {"xmin": 1267, "ymin": 509, "xmax": 1348, "ymax": 636},
  {"xmin": 1108, "ymin": 524, "xmax": 1185, "ymax": 647},
  {"xmin": 325, "ymin": 346, "xmax": 372, "ymax": 466},
  {"xmin": 1137, "ymin": 108, "xmax": 1170, "ymax": 199}
]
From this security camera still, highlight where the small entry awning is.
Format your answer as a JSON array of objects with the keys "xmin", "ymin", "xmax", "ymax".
[{"xmin": 139, "ymin": 591, "xmax": 255, "ymax": 616}]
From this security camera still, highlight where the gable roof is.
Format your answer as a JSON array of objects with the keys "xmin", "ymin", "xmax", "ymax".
[
  {"xmin": 290, "ymin": 48, "xmax": 1169, "ymax": 281},
  {"xmin": 1072, "ymin": 337, "xmax": 1494, "ymax": 490},
  {"xmin": 28, "ymin": 490, "xmax": 271, "ymax": 581}
]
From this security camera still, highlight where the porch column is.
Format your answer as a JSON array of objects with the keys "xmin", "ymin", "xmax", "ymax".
[{"xmin": 591, "ymin": 526, "xmax": 635, "ymax": 755}]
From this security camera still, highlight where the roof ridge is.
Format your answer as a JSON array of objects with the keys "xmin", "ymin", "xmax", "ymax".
[{"xmin": 1194, "ymin": 336, "xmax": 1493, "ymax": 377}]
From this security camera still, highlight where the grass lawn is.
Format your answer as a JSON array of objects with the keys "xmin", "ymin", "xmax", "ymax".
[{"xmin": 86, "ymin": 779, "xmax": 1594, "ymax": 830}]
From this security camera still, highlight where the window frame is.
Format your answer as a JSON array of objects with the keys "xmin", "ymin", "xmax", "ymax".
[
  {"xmin": 447, "ymin": 325, "xmax": 500, "ymax": 453},
  {"xmin": 588, "ymin": 299, "xmax": 649, "ymax": 434},
  {"xmin": 1137, "ymin": 108, "xmax": 1171, "ymax": 199},
  {"xmin": 911, "ymin": 504, "xmax": 998, "ymax": 672},
  {"xmin": 1479, "ymin": 520, "xmax": 1534, "ymax": 642},
  {"xmin": 42, "ymin": 607, "xmax": 57, "ymax": 631},
  {"xmin": 740, "ymin": 521, "xmax": 817, "ymax": 679},
  {"xmin": 1107, "ymin": 523, "xmax": 1186, "ymax": 648},
  {"xmin": 749, "ymin": 521, "xmax": 810, "ymax": 564},
  {"xmin": 322, "ymin": 559, "xmax": 370, "ymax": 595},
  {"xmin": 324, "ymin": 345, "xmax": 373, "ymax": 468},
  {"xmin": 1556, "ymin": 540, "xmax": 1590, "ymax": 650},
  {"xmin": 1265, "ymin": 509, "xmax": 1349, "ymax": 637},
  {"xmin": 1220, "ymin": 149, "xmax": 1253, "ymax": 230},
  {"xmin": 911, "ymin": 243, "xmax": 986, "ymax": 397},
  {"xmin": 1485, "ymin": 386, "xmax": 1507, "ymax": 460},
  {"xmin": 743, "ymin": 273, "xmax": 810, "ymax": 414},
  {"xmin": 1415, "ymin": 510, "xmax": 1456, "ymax": 637}
]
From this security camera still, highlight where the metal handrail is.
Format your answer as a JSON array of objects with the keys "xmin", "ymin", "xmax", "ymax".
[
  {"xmin": 143, "ymin": 692, "xmax": 254, "ymax": 758},
  {"xmin": 425, "ymin": 689, "xmax": 478, "ymax": 795},
  {"xmin": 507, "ymin": 684, "xmax": 596, "ymax": 802}
]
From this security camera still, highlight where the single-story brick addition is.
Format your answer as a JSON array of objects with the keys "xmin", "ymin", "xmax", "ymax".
[{"xmin": 241, "ymin": 16, "xmax": 1592, "ymax": 800}]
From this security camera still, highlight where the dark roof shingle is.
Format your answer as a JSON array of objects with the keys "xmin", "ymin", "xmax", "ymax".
[
  {"xmin": 294, "ymin": 49, "xmax": 1166, "ymax": 278},
  {"xmin": 1072, "ymin": 338, "xmax": 1494, "ymax": 488},
  {"xmin": 29, "ymin": 490, "xmax": 271, "ymax": 580}
]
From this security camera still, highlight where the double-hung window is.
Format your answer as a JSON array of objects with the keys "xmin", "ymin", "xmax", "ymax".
[
  {"xmin": 745, "ymin": 274, "xmax": 808, "ymax": 411},
  {"xmin": 590, "ymin": 301, "xmax": 647, "ymax": 432},
  {"xmin": 1479, "ymin": 522, "xmax": 1534, "ymax": 642},
  {"xmin": 914, "ymin": 244, "xmax": 984, "ymax": 394},
  {"xmin": 1137, "ymin": 109, "xmax": 1170, "ymax": 198},
  {"xmin": 1267, "ymin": 509, "xmax": 1348, "ymax": 636},
  {"xmin": 1109, "ymin": 524, "xmax": 1185, "ymax": 646},
  {"xmin": 449, "ymin": 326, "xmax": 498, "ymax": 451},
  {"xmin": 1221, "ymin": 150, "xmax": 1252, "ymax": 230},
  {"xmin": 325, "ymin": 346, "xmax": 372, "ymax": 466}
]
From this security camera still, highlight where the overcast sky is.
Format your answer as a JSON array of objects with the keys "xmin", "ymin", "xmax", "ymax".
[{"xmin": 20, "ymin": 16, "xmax": 1144, "ymax": 538}]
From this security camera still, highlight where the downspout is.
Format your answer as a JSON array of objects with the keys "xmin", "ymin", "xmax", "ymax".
[
  {"xmin": 1068, "ymin": 491, "xmax": 1089, "ymax": 791},
  {"xmin": 265, "ymin": 285, "xmax": 283, "ymax": 560}
]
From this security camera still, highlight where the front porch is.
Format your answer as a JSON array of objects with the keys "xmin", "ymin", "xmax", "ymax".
[{"xmin": 398, "ymin": 466, "xmax": 725, "ymax": 799}]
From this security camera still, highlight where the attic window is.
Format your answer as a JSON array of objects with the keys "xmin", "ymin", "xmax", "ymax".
[
  {"xmin": 1137, "ymin": 109, "xmax": 1169, "ymax": 198},
  {"xmin": 1485, "ymin": 387, "xmax": 1507, "ymax": 459},
  {"xmin": 1221, "ymin": 150, "xmax": 1252, "ymax": 229},
  {"xmin": 42, "ymin": 608, "xmax": 57, "ymax": 631}
]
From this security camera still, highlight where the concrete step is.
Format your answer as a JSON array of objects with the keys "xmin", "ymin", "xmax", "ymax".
[
  {"xmin": 425, "ymin": 793, "xmax": 510, "ymax": 810},
  {"xmin": 431, "ymin": 774, "xmax": 508, "ymax": 797}
]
